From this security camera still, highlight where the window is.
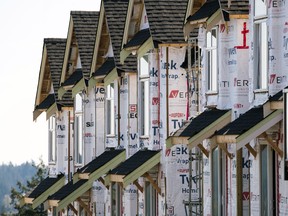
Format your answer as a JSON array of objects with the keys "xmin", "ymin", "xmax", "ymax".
[
  {"xmin": 106, "ymin": 83, "xmax": 115, "ymax": 135},
  {"xmin": 139, "ymin": 56, "xmax": 149, "ymax": 136},
  {"xmin": 145, "ymin": 181, "xmax": 156, "ymax": 216},
  {"xmin": 206, "ymin": 28, "xmax": 218, "ymax": 91},
  {"xmin": 254, "ymin": 0, "xmax": 268, "ymax": 89},
  {"xmin": 111, "ymin": 183, "xmax": 121, "ymax": 216},
  {"xmin": 212, "ymin": 147, "xmax": 223, "ymax": 215},
  {"xmin": 48, "ymin": 115, "xmax": 56, "ymax": 163},
  {"xmin": 74, "ymin": 93, "xmax": 83, "ymax": 165}
]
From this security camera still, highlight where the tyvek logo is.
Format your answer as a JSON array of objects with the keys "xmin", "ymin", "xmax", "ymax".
[
  {"xmin": 152, "ymin": 97, "xmax": 159, "ymax": 105},
  {"xmin": 165, "ymin": 149, "xmax": 171, "ymax": 156},
  {"xmin": 169, "ymin": 90, "xmax": 179, "ymax": 98},
  {"xmin": 220, "ymin": 24, "xmax": 225, "ymax": 33},
  {"xmin": 243, "ymin": 192, "xmax": 250, "ymax": 201},
  {"xmin": 270, "ymin": 74, "xmax": 276, "ymax": 84}
]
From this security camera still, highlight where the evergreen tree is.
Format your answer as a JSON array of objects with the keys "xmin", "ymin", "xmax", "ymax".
[{"xmin": 7, "ymin": 159, "xmax": 48, "ymax": 216}]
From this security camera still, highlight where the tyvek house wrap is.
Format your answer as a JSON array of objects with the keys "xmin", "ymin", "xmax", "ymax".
[{"xmin": 159, "ymin": 46, "xmax": 199, "ymax": 215}]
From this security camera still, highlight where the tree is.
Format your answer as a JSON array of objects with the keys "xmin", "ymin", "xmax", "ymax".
[{"xmin": 7, "ymin": 159, "xmax": 48, "ymax": 216}]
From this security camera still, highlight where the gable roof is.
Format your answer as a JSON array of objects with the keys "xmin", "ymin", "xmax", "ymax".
[
  {"xmin": 144, "ymin": 0, "xmax": 188, "ymax": 44},
  {"xmin": 166, "ymin": 109, "xmax": 231, "ymax": 150},
  {"xmin": 105, "ymin": 150, "xmax": 161, "ymax": 188},
  {"xmin": 20, "ymin": 174, "xmax": 65, "ymax": 209},
  {"xmin": 59, "ymin": 11, "xmax": 99, "ymax": 97},
  {"xmin": 219, "ymin": 0, "xmax": 249, "ymax": 16},
  {"xmin": 103, "ymin": 0, "xmax": 137, "ymax": 73},
  {"xmin": 33, "ymin": 38, "xmax": 73, "ymax": 121},
  {"xmin": 215, "ymin": 106, "xmax": 283, "ymax": 150}
]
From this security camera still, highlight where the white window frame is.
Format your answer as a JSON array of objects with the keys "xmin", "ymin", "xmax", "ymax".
[
  {"xmin": 111, "ymin": 183, "xmax": 121, "ymax": 216},
  {"xmin": 254, "ymin": 0, "xmax": 268, "ymax": 90},
  {"xmin": 145, "ymin": 181, "xmax": 156, "ymax": 215},
  {"xmin": 48, "ymin": 115, "xmax": 56, "ymax": 163},
  {"xmin": 74, "ymin": 93, "xmax": 83, "ymax": 165},
  {"xmin": 205, "ymin": 28, "xmax": 218, "ymax": 92},
  {"xmin": 138, "ymin": 55, "xmax": 150, "ymax": 137},
  {"xmin": 106, "ymin": 83, "xmax": 115, "ymax": 136}
]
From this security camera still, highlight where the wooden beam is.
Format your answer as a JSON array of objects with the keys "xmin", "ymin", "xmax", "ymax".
[
  {"xmin": 260, "ymin": 132, "xmax": 284, "ymax": 158},
  {"xmin": 68, "ymin": 204, "xmax": 78, "ymax": 215},
  {"xmin": 133, "ymin": 180, "xmax": 143, "ymax": 193},
  {"xmin": 77, "ymin": 198, "xmax": 92, "ymax": 216},
  {"xmin": 245, "ymin": 143, "xmax": 257, "ymax": 158},
  {"xmin": 197, "ymin": 144, "xmax": 209, "ymax": 158},
  {"xmin": 99, "ymin": 177, "xmax": 109, "ymax": 189},
  {"xmin": 236, "ymin": 149, "xmax": 243, "ymax": 216},
  {"xmin": 144, "ymin": 173, "xmax": 161, "ymax": 195},
  {"xmin": 219, "ymin": 143, "xmax": 233, "ymax": 159}
]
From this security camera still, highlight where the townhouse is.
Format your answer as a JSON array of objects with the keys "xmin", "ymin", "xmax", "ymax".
[{"xmin": 21, "ymin": 0, "xmax": 288, "ymax": 215}]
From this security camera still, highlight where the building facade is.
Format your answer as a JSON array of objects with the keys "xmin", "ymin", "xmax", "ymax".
[{"xmin": 22, "ymin": 0, "xmax": 288, "ymax": 215}]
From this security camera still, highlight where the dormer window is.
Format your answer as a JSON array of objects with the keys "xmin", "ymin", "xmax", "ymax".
[
  {"xmin": 48, "ymin": 115, "xmax": 56, "ymax": 163},
  {"xmin": 206, "ymin": 28, "xmax": 218, "ymax": 92},
  {"xmin": 74, "ymin": 93, "xmax": 83, "ymax": 165},
  {"xmin": 254, "ymin": 0, "xmax": 268, "ymax": 90}
]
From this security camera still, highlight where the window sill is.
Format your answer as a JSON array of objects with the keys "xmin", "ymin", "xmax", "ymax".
[
  {"xmin": 253, "ymin": 88, "xmax": 268, "ymax": 94},
  {"xmin": 48, "ymin": 161, "xmax": 56, "ymax": 165},
  {"xmin": 139, "ymin": 135, "xmax": 149, "ymax": 139},
  {"xmin": 205, "ymin": 90, "xmax": 218, "ymax": 96},
  {"xmin": 106, "ymin": 134, "xmax": 116, "ymax": 138}
]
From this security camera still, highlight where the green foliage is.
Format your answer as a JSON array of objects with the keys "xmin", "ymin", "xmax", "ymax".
[{"xmin": 3, "ymin": 159, "xmax": 48, "ymax": 216}]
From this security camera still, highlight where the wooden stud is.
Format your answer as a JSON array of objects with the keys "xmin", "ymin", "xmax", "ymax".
[
  {"xmin": 218, "ymin": 143, "xmax": 233, "ymax": 159},
  {"xmin": 197, "ymin": 144, "xmax": 209, "ymax": 158},
  {"xmin": 236, "ymin": 149, "xmax": 243, "ymax": 216},
  {"xmin": 260, "ymin": 132, "xmax": 284, "ymax": 158},
  {"xmin": 77, "ymin": 198, "xmax": 92, "ymax": 216},
  {"xmin": 133, "ymin": 180, "xmax": 144, "ymax": 193},
  {"xmin": 245, "ymin": 143, "xmax": 257, "ymax": 158},
  {"xmin": 68, "ymin": 204, "xmax": 78, "ymax": 215},
  {"xmin": 144, "ymin": 173, "xmax": 161, "ymax": 195},
  {"xmin": 99, "ymin": 177, "xmax": 109, "ymax": 189}
]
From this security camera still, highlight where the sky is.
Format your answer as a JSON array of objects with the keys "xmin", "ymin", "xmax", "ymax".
[{"xmin": 0, "ymin": 0, "xmax": 101, "ymax": 165}]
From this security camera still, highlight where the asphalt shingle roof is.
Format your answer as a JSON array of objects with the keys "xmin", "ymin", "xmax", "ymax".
[
  {"xmin": 28, "ymin": 174, "xmax": 64, "ymax": 199},
  {"xmin": 36, "ymin": 39, "xmax": 73, "ymax": 109},
  {"xmin": 48, "ymin": 179, "xmax": 88, "ymax": 201},
  {"xmin": 269, "ymin": 90, "xmax": 283, "ymax": 102},
  {"xmin": 92, "ymin": 57, "xmax": 115, "ymax": 78},
  {"xmin": 220, "ymin": 0, "xmax": 249, "ymax": 15},
  {"xmin": 71, "ymin": 11, "xmax": 99, "ymax": 79},
  {"xmin": 109, "ymin": 150, "xmax": 160, "ymax": 176},
  {"xmin": 124, "ymin": 28, "xmax": 151, "ymax": 49},
  {"xmin": 61, "ymin": 69, "xmax": 83, "ymax": 87},
  {"xmin": 77, "ymin": 149, "xmax": 125, "ymax": 174},
  {"xmin": 103, "ymin": 0, "xmax": 137, "ymax": 72},
  {"xmin": 35, "ymin": 94, "xmax": 55, "ymax": 110},
  {"xmin": 179, "ymin": 109, "xmax": 230, "ymax": 137},
  {"xmin": 216, "ymin": 107, "xmax": 264, "ymax": 135},
  {"xmin": 144, "ymin": 0, "xmax": 188, "ymax": 44},
  {"xmin": 187, "ymin": 0, "xmax": 220, "ymax": 22}
]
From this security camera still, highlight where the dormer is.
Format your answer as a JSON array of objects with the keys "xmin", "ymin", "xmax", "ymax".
[{"xmin": 58, "ymin": 11, "xmax": 99, "ymax": 98}]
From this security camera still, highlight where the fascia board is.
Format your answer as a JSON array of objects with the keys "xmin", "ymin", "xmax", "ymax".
[
  {"xmin": 188, "ymin": 110, "xmax": 232, "ymax": 148},
  {"xmin": 56, "ymin": 181, "xmax": 92, "ymax": 213},
  {"xmin": 72, "ymin": 78, "xmax": 86, "ymax": 98},
  {"xmin": 236, "ymin": 109, "xmax": 283, "ymax": 150},
  {"xmin": 46, "ymin": 103, "xmax": 58, "ymax": 120},
  {"xmin": 61, "ymin": 17, "xmax": 74, "ymax": 84},
  {"xmin": 35, "ymin": 45, "xmax": 48, "ymax": 106},
  {"xmin": 32, "ymin": 176, "xmax": 65, "ymax": 209},
  {"xmin": 104, "ymin": 68, "xmax": 117, "ymax": 87},
  {"xmin": 91, "ymin": 3, "xmax": 105, "ymax": 75},
  {"xmin": 122, "ymin": 152, "xmax": 161, "ymax": 188}
]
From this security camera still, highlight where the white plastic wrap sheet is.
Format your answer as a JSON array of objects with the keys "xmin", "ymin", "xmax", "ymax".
[
  {"xmin": 93, "ymin": 180, "xmax": 105, "ymax": 215},
  {"xmin": 268, "ymin": 1, "xmax": 288, "ymax": 95},
  {"xmin": 56, "ymin": 110, "xmax": 69, "ymax": 174},
  {"xmin": 202, "ymin": 140, "xmax": 212, "ymax": 216},
  {"xmin": 83, "ymin": 90, "xmax": 96, "ymax": 164},
  {"xmin": 149, "ymin": 50, "xmax": 160, "ymax": 150},
  {"xmin": 95, "ymin": 85, "xmax": 105, "ymax": 156}
]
